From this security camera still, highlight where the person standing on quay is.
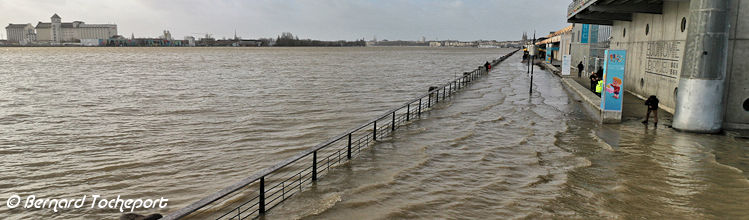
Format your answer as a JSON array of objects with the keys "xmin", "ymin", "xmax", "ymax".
[
  {"xmin": 577, "ymin": 61, "xmax": 584, "ymax": 77},
  {"xmin": 643, "ymin": 95, "xmax": 660, "ymax": 127},
  {"xmin": 589, "ymin": 70, "xmax": 598, "ymax": 92}
]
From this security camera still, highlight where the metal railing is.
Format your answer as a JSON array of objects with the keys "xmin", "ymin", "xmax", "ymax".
[
  {"xmin": 568, "ymin": 0, "xmax": 598, "ymax": 18},
  {"xmin": 163, "ymin": 49, "xmax": 519, "ymax": 220}
]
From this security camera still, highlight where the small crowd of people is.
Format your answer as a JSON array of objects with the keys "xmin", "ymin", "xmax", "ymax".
[
  {"xmin": 580, "ymin": 61, "xmax": 605, "ymax": 97},
  {"xmin": 577, "ymin": 61, "xmax": 660, "ymax": 127}
]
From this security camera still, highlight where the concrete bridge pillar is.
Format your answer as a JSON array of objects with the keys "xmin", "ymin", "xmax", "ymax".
[{"xmin": 673, "ymin": 0, "xmax": 730, "ymax": 133}]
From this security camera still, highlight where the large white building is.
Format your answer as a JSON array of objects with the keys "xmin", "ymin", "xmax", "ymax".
[
  {"xmin": 5, "ymin": 23, "xmax": 36, "ymax": 45},
  {"xmin": 35, "ymin": 14, "xmax": 117, "ymax": 43}
]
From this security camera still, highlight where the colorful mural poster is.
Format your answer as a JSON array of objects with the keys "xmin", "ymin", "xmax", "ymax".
[
  {"xmin": 601, "ymin": 50, "xmax": 626, "ymax": 112},
  {"xmin": 545, "ymin": 47, "xmax": 558, "ymax": 63}
]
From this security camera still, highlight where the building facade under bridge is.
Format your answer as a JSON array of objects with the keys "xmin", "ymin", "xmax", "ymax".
[{"xmin": 568, "ymin": 0, "xmax": 749, "ymax": 132}]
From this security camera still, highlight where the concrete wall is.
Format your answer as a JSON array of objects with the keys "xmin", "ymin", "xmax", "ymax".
[
  {"xmin": 609, "ymin": 1, "xmax": 690, "ymax": 113},
  {"xmin": 609, "ymin": 0, "xmax": 749, "ymax": 129},
  {"xmin": 570, "ymin": 23, "xmax": 611, "ymax": 80},
  {"xmin": 571, "ymin": 42, "xmax": 590, "ymax": 73},
  {"xmin": 725, "ymin": 0, "xmax": 749, "ymax": 129},
  {"xmin": 560, "ymin": 32, "xmax": 573, "ymax": 58}
]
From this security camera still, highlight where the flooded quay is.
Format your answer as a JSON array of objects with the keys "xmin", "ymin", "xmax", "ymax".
[
  {"xmin": 1, "ymin": 48, "xmax": 748, "ymax": 219},
  {"xmin": 267, "ymin": 53, "xmax": 749, "ymax": 219}
]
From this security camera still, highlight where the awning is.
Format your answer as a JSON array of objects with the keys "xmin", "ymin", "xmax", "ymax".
[{"xmin": 567, "ymin": 0, "xmax": 663, "ymax": 25}]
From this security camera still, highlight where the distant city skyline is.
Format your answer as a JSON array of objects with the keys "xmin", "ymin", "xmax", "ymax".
[{"xmin": 0, "ymin": 0, "xmax": 569, "ymax": 41}]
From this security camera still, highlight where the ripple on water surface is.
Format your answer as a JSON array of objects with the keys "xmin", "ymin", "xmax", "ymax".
[{"xmin": 0, "ymin": 47, "xmax": 511, "ymax": 219}]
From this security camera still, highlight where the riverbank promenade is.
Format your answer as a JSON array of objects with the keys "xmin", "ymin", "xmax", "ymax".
[{"xmin": 172, "ymin": 52, "xmax": 749, "ymax": 219}]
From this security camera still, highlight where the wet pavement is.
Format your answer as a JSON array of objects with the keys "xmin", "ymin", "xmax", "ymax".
[{"xmin": 268, "ymin": 52, "xmax": 749, "ymax": 219}]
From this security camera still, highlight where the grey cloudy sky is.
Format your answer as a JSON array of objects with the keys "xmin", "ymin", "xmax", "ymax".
[{"xmin": 1, "ymin": 0, "xmax": 570, "ymax": 41}]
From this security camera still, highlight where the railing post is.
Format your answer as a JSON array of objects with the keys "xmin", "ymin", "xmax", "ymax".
[
  {"xmin": 435, "ymin": 88, "xmax": 439, "ymax": 103},
  {"xmin": 428, "ymin": 94, "xmax": 431, "ymax": 108},
  {"xmin": 373, "ymin": 121, "xmax": 377, "ymax": 141},
  {"xmin": 406, "ymin": 104, "xmax": 410, "ymax": 121},
  {"xmin": 347, "ymin": 133, "xmax": 352, "ymax": 159},
  {"xmin": 442, "ymin": 87, "xmax": 445, "ymax": 99},
  {"xmin": 392, "ymin": 111, "xmax": 396, "ymax": 131},
  {"xmin": 259, "ymin": 177, "xmax": 266, "ymax": 214},
  {"xmin": 312, "ymin": 151, "xmax": 317, "ymax": 181},
  {"xmin": 418, "ymin": 98, "xmax": 422, "ymax": 117}
]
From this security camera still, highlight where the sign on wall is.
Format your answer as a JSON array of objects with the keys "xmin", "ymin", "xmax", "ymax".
[
  {"xmin": 601, "ymin": 50, "xmax": 626, "ymax": 112},
  {"xmin": 562, "ymin": 55, "xmax": 571, "ymax": 76},
  {"xmin": 645, "ymin": 40, "xmax": 683, "ymax": 79},
  {"xmin": 590, "ymin": 25, "xmax": 599, "ymax": 43},
  {"xmin": 581, "ymin": 24, "xmax": 590, "ymax": 43}
]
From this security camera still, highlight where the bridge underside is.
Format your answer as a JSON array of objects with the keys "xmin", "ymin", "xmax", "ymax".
[{"xmin": 568, "ymin": 0, "xmax": 665, "ymax": 25}]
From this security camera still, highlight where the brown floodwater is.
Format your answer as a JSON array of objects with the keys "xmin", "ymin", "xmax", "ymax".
[
  {"xmin": 267, "ymin": 52, "xmax": 749, "ymax": 220},
  {"xmin": 0, "ymin": 47, "xmax": 510, "ymax": 219},
  {"xmin": 1, "ymin": 47, "xmax": 748, "ymax": 219}
]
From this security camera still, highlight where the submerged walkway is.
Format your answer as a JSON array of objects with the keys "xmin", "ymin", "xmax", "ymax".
[{"xmin": 268, "ymin": 53, "xmax": 749, "ymax": 219}]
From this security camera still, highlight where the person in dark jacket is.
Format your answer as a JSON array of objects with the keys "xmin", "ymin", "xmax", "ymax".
[
  {"xmin": 484, "ymin": 61, "xmax": 491, "ymax": 71},
  {"xmin": 643, "ymin": 95, "xmax": 660, "ymax": 127},
  {"xmin": 577, "ymin": 61, "xmax": 584, "ymax": 77}
]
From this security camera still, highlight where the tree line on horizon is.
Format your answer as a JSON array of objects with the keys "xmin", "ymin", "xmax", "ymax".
[{"xmin": 273, "ymin": 32, "xmax": 365, "ymax": 47}]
